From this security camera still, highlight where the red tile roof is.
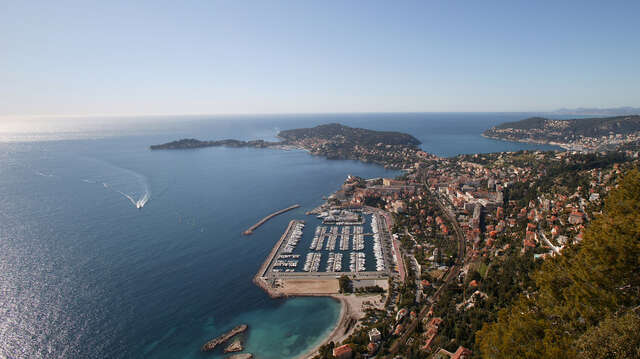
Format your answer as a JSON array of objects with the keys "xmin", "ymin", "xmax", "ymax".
[
  {"xmin": 333, "ymin": 344, "xmax": 352, "ymax": 358},
  {"xmin": 451, "ymin": 346, "xmax": 472, "ymax": 359}
]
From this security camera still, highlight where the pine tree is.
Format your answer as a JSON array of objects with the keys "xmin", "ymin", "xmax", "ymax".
[{"xmin": 476, "ymin": 169, "xmax": 640, "ymax": 358}]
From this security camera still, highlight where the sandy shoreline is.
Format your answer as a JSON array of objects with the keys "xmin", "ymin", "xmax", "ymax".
[
  {"xmin": 253, "ymin": 208, "xmax": 392, "ymax": 358},
  {"xmin": 294, "ymin": 294, "xmax": 384, "ymax": 359}
]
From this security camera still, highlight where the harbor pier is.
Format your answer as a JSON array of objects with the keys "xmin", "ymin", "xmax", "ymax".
[
  {"xmin": 253, "ymin": 220, "xmax": 300, "ymax": 297},
  {"xmin": 254, "ymin": 207, "xmax": 395, "ymax": 298},
  {"xmin": 243, "ymin": 204, "xmax": 300, "ymax": 235}
]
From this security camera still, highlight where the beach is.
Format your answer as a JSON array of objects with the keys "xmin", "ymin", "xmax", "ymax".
[
  {"xmin": 296, "ymin": 294, "xmax": 385, "ymax": 359},
  {"xmin": 0, "ymin": 113, "xmax": 563, "ymax": 358}
]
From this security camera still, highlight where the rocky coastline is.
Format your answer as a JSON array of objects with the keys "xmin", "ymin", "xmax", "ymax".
[
  {"xmin": 150, "ymin": 138, "xmax": 280, "ymax": 150},
  {"xmin": 201, "ymin": 324, "xmax": 248, "ymax": 352},
  {"xmin": 149, "ymin": 123, "xmax": 426, "ymax": 169},
  {"xmin": 224, "ymin": 338, "xmax": 244, "ymax": 353}
]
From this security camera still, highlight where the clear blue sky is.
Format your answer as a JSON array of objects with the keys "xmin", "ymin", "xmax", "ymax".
[{"xmin": 1, "ymin": 0, "xmax": 639, "ymax": 117}]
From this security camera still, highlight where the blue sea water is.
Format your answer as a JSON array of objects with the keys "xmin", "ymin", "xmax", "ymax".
[{"xmin": 0, "ymin": 113, "xmax": 559, "ymax": 358}]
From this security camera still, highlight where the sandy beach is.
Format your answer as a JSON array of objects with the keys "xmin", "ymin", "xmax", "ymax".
[
  {"xmin": 278, "ymin": 278, "xmax": 340, "ymax": 295},
  {"xmin": 296, "ymin": 293, "xmax": 385, "ymax": 359}
]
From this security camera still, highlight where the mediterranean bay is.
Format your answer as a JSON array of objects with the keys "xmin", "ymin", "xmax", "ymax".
[{"xmin": 0, "ymin": 113, "xmax": 561, "ymax": 358}]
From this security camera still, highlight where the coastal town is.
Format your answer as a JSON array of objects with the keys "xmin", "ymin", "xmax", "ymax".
[
  {"xmin": 482, "ymin": 115, "xmax": 640, "ymax": 152},
  {"xmin": 156, "ymin": 120, "xmax": 640, "ymax": 359},
  {"xmin": 246, "ymin": 148, "xmax": 637, "ymax": 359},
  {"xmin": 302, "ymin": 147, "xmax": 638, "ymax": 359}
]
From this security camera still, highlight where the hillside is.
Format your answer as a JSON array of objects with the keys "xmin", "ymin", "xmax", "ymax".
[
  {"xmin": 475, "ymin": 169, "xmax": 640, "ymax": 358},
  {"xmin": 277, "ymin": 123, "xmax": 421, "ymax": 146},
  {"xmin": 492, "ymin": 115, "xmax": 640, "ymax": 135},
  {"xmin": 149, "ymin": 138, "xmax": 277, "ymax": 150},
  {"xmin": 150, "ymin": 123, "xmax": 425, "ymax": 169},
  {"xmin": 484, "ymin": 115, "xmax": 640, "ymax": 151}
]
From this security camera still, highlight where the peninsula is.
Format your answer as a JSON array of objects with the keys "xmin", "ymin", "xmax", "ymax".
[
  {"xmin": 149, "ymin": 138, "xmax": 279, "ymax": 150},
  {"xmin": 151, "ymin": 122, "xmax": 640, "ymax": 359},
  {"xmin": 150, "ymin": 123, "xmax": 429, "ymax": 169},
  {"xmin": 483, "ymin": 115, "xmax": 640, "ymax": 151}
]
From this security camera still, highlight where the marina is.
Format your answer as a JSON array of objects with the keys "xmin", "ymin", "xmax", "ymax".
[
  {"xmin": 349, "ymin": 252, "xmax": 366, "ymax": 272},
  {"xmin": 325, "ymin": 252, "xmax": 343, "ymax": 272},
  {"xmin": 316, "ymin": 209, "xmax": 364, "ymax": 225},
  {"xmin": 371, "ymin": 215, "xmax": 386, "ymax": 272},
  {"xmin": 339, "ymin": 227, "xmax": 350, "ymax": 250},
  {"xmin": 281, "ymin": 221, "xmax": 304, "ymax": 254},
  {"xmin": 351, "ymin": 226, "xmax": 364, "ymax": 250},
  {"xmin": 303, "ymin": 252, "xmax": 322, "ymax": 272},
  {"xmin": 325, "ymin": 227, "xmax": 337, "ymax": 250},
  {"xmin": 254, "ymin": 207, "xmax": 397, "ymax": 298},
  {"xmin": 310, "ymin": 226, "xmax": 326, "ymax": 251}
]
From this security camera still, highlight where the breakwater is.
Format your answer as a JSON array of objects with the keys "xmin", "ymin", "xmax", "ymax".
[
  {"xmin": 201, "ymin": 324, "xmax": 248, "ymax": 352},
  {"xmin": 252, "ymin": 220, "xmax": 297, "ymax": 298},
  {"xmin": 243, "ymin": 204, "xmax": 300, "ymax": 235}
]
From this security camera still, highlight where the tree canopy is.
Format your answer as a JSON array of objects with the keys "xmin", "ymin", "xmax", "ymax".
[{"xmin": 476, "ymin": 169, "xmax": 640, "ymax": 358}]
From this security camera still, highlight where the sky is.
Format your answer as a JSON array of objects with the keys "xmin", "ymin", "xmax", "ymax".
[{"xmin": 1, "ymin": 0, "xmax": 639, "ymax": 117}]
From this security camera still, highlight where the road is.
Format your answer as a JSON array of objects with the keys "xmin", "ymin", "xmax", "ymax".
[
  {"xmin": 386, "ymin": 191, "xmax": 466, "ymax": 357},
  {"xmin": 539, "ymin": 231, "xmax": 561, "ymax": 254},
  {"xmin": 403, "ymin": 228, "xmax": 422, "ymax": 304}
]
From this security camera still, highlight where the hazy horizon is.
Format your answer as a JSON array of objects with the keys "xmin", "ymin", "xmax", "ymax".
[
  {"xmin": 2, "ymin": 106, "xmax": 640, "ymax": 121},
  {"xmin": 2, "ymin": 1, "xmax": 639, "ymax": 117}
]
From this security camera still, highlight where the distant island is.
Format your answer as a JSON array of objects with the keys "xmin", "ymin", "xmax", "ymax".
[
  {"xmin": 150, "ymin": 123, "xmax": 430, "ymax": 169},
  {"xmin": 483, "ymin": 115, "xmax": 640, "ymax": 151}
]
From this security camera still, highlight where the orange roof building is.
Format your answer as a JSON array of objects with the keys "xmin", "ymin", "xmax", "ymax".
[
  {"xmin": 436, "ymin": 346, "xmax": 472, "ymax": 359},
  {"xmin": 393, "ymin": 324, "xmax": 404, "ymax": 336},
  {"xmin": 428, "ymin": 317, "xmax": 443, "ymax": 328},
  {"xmin": 333, "ymin": 344, "xmax": 353, "ymax": 359},
  {"xmin": 451, "ymin": 346, "xmax": 473, "ymax": 359}
]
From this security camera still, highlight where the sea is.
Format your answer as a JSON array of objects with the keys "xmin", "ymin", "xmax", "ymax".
[{"xmin": 0, "ymin": 113, "xmax": 560, "ymax": 359}]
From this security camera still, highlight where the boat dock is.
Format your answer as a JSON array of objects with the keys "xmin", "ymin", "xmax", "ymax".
[
  {"xmin": 253, "ymin": 207, "xmax": 396, "ymax": 298},
  {"xmin": 243, "ymin": 204, "xmax": 300, "ymax": 235},
  {"xmin": 255, "ymin": 220, "xmax": 297, "ymax": 277}
]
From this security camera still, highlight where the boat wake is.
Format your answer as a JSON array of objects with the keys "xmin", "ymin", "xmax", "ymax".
[
  {"xmin": 116, "ymin": 189, "xmax": 146, "ymax": 208},
  {"xmin": 34, "ymin": 157, "xmax": 152, "ymax": 210},
  {"xmin": 101, "ymin": 180, "xmax": 151, "ymax": 209},
  {"xmin": 35, "ymin": 170, "xmax": 55, "ymax": 177},
  {"xmin": 80, "ymin": 158, "xmax": 151, "ymax": 210}
]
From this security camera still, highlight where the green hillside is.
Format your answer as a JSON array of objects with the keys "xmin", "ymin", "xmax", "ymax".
[{"xmin": 475, "ymin": 169, "xmax": 640, "ymax": 358}]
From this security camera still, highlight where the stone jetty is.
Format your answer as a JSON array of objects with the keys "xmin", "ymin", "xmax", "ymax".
[
  {"xmin": 243, "ymin": 204, "xmax": 300, "ymax": 235},
  {"xmin": 201, "ymin": 324, "xmax": 248, "ymax": 352},
  {"xmin": 252, "ymin": 220, "xmax": 298, "ymax": 298}
]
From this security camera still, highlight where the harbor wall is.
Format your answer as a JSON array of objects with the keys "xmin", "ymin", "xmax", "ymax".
[
  {"xmin": 252, "ymin": 220, "xmax": 297, "ymax": 298},
  {"xmin": 243, "ymin": 204, "xmax": 300, "ymax": 235}
]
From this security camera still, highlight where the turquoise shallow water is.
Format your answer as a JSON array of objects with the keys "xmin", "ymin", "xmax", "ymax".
[{"xmin": 0, "ymin": 113, "xmax": 561, "ymax": 358}]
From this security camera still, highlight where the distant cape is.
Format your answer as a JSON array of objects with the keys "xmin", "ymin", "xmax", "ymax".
[{"xmin": 551, "ymin": 107, "xmax": 640, "ymax": 116}]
